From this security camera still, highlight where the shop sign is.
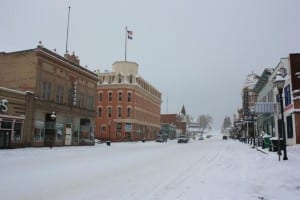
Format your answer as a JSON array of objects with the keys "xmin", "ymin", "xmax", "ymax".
[
  {"xmin": 0, "ymin": 99, "xmax": 8, "ymax": 113},
  {"xmin": 72, "ymin": 80, "xmax": 77, "ymax": 106}
]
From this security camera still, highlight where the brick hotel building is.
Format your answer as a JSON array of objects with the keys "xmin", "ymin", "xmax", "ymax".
[{"xmin": 95, "ymin": 61, "xmax": 161, "ymax": 142}]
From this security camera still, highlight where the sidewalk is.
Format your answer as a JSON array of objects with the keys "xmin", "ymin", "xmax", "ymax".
[{"xmin": 254, "ymin": 143, "xmax": 300, "ymax": 161}]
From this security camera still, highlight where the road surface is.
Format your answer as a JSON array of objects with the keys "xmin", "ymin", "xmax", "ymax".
[{"xmin": 1, "ymin": 133, "xmax": 300, "ymax": 200}]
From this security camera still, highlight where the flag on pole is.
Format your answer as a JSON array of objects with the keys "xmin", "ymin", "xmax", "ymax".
[
  {"xmin": 127, "ymin": 30, "xmax": 133, "ymax": 40},
  {"xmin": 125, "ymin": 27, "xmax": 133, "ymax": 61}
]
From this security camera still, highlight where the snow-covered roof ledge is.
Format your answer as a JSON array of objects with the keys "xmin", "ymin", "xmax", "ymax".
[
  {"xmin": 292, "ymin": 108, "xmax": 300, "ymax": 113},
  {"xmin": 0, "ymin": 87, "xmax": 27, "ymax": 95},
  {"xmin": 293, "ymin": 96, "xmax": 300, "ymax": 101},
  {"xmin": 292, "ymin": 90, "xmax": 300, "ymax": 94}
]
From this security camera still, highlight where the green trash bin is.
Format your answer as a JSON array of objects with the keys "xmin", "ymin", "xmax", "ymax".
[{"xmin": 262, "ymin": 134, "xmax": 271, "ymax": 149}]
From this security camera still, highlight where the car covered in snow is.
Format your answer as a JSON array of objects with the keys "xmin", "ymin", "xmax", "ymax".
[
  {"xmin": 156, "ymin": 136, "xmax": 167, "ymax": 143},
  {"xmin": 222, "ymin": 135, "xmax": 228, "ymax": 140},
  {"xmin": 177, "ymin": 135, "xmax": 189, "ymax": 143}
]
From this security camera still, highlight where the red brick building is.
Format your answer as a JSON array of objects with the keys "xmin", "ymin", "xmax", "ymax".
[
  {"xmin": 95, "ymin": 61, "xmax": 161, "ymax": 142},
  {"xmin": 160, "ymin": 114, "xmax": 187, "ymax": 134}
]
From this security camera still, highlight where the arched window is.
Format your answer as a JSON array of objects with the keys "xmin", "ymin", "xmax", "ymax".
[
  {"xmin": 128, "ymin": 92, "xmax": 132, "ymax": 102},
  {"xmin": 108, "ymin": 107, "xmax": 112, "ymax": 118},
  {"xmin": 118, "ymin": 91, "xmax": 122, "ymax": 101},
  {"xmin": 99, "ymin": 92, "xmax": 103, "ymax": 101},
  {"xmin": 108, "ymin": 91, "xmax": 113, "ymax": 101},
  {"xmin": 118, "ymin": 107, "xmax": 122, "ymax": 118},
  {"xmin": 127, "ymin": 107, "xmax": 131, "ymax": 118},
  {"xmin": 98, "ymin": 107, "xmax": 102, "ymax": 118}
]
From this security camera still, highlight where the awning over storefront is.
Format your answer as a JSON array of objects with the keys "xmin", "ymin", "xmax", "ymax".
[{"xmin": 255, "ymin": 102, "xmax": 276, "ymax": 113}]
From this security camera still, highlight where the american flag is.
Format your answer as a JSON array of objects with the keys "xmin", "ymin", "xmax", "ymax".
[{"xmin": 127, "ymin": 30, "xmax": 133, "ymax": 40}]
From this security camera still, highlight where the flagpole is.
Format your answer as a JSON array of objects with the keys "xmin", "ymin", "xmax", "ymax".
[
  {"xmin": 65, "ymin": 6, "xmax": 71, "ymax": 54},
  {"xmin": 124, "ymin": 26, "xmax": 127, "ymax": 61}
]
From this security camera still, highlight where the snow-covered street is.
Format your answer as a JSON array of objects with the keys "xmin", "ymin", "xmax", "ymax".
[{"xmin": 1, "ymin": 132, "xmax": 300, "ymax": 200}]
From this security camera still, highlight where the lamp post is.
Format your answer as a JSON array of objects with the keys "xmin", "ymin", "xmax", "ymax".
[
  {"xmin": 250, "ymin": 111, "xmax": 256, "ymax": 148},
  {"xmin": 106, "ymin": 119, "xmax": 111, "ymax": 146},
  {"xmin": 273, "ymin": 73, "xmax": 288, "ymax": 161},
  {"xmin": 50, "ymin": 111, "xmax": 56, "ymax": 148},
  {"xmin": 50, "ymin": 111, "xmax": 56, "ymax": 120}
]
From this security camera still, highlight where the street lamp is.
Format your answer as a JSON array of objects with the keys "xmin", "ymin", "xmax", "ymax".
[
  {"xmin": 273, "ymin": 72, "xmax": 288, "ymax": 160},
  {"xmin": 249, "ymin": 110, "xmax": 256, "ymax": 148},
  {"xmin": 106, "ymin": 119, "xmax": 111, "ymax": 146},
  {"xmin": 50, "ymin": 111, "xmax": 56, "ymax": 120},
  {"xmin": 49, "ymin": 111, "xmax": 56, "ymax": 148}
]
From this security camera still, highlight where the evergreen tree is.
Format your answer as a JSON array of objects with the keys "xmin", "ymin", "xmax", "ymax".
[{"xmin": 222, "ymin": 116, "xmax": 232, "ymax": 133}]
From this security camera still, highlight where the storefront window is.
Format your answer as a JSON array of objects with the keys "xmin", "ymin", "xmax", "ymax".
[
  {"xmin": 1, "ymin": 121, "xmax": 12, "ymax": 129},
  {"xmin": 34, "ymin": 121, "xmax": 45, "ymax": 142},
  {"xmin": 56, "ymin": 123, "xmax": 64, "ymax": 141},
  {"xmin": 34, "ymin": 128, "xmax": 44, "ymax": 142}
]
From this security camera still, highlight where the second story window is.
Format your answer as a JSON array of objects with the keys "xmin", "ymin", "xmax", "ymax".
[
  {"xmin": 127, "ymin": 107, "xmax": 131, "ymax": 118},
  {"xmin": 77, "ymin": 93, "xmax": 82, "ymax": 108},
  {"xmin": 118, "ymin": 107, "xmax": 122, "ymax": 118},
  {"xmin": 87, "ymin": 95, "xmax": 94, "ymax": 110},
  {"xmin": 108, "ymin": 92, "xmax": 113, "ymax": 101},
  {"xmin": 284, "ymin": 84, "xmax": 291, "ymax": 106},
  {"xmin": 41, "ymin": 81, "xmax": 51, "ymax": 100},
  {"xmin": 56, "ymin": 85, "xmax": 64, "ymax": 104},
  {"xmin": 98, "ymin": 107, "xmax": 102, "ymax": 118}
]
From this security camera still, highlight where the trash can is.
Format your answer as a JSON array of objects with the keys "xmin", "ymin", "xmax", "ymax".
[
  {"xmin": 270, "ymin": 137, "xmax": 283, "ymax": 152},
  {"xmin": 262, "ymin": 134, "xmax": 271, "ymax": 149}
]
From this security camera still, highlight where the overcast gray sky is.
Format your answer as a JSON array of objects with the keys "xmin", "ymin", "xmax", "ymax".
[{"xmin": 1, "ymin": 0, "xmax": 300, "ymax": 128}]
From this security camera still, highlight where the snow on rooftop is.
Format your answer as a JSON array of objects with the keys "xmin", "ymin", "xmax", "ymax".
[{"xmin": 244, "ymin": 72, "xmax": 260, "ymax": 90}]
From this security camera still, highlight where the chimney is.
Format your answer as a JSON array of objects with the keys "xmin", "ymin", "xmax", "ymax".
[{"xmin": 64, "ymin": 51, "xmax": 80, "ymax": 65}]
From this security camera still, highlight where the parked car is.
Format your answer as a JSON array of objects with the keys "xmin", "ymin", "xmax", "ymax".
[
  {"xmin": 198, "ymin": 135, "xmax": 204, "ymax": 140},
  {"xmin": 222, "ymin": 135, "xmax": 228, "ymax": 140},
  {"xmin": 177, "ymin": 135, "xmax": 189, "ymax": 143},
  {"xmin": 156, "ymin": 136, "xmax": 167, "ymax": 143},
  {"xmin": 80, "ymin": 138, "xmax": 95, "ymax": 145}
]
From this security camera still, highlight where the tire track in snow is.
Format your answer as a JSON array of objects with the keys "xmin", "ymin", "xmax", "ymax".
[{"xmin": 143, "ymin": 140, "xmax": 223, "ymax": 200}]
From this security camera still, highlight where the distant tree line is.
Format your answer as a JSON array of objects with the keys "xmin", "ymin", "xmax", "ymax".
[{"xmin": 196, "ymin": 114, "xmax": 213, "ymax": 130}]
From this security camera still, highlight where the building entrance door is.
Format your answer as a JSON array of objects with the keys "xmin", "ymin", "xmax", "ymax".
[
  {"xmin": 0, "ymin": 130, "xmax": 10, "ymax": 148},
  {"xmin": 44, "ymin": 113, "xmax": 56, "ymax": 147},
  {"xmin": 125, "ymin": 132, "xmax": 131, "ymax": 141},
  {"xmin": 65, "ymin": 123, "xmax": 72, "ymax": 145}
]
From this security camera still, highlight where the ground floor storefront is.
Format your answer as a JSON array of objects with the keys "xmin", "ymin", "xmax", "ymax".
[
  {"xmin": 0, "ymin": 114, "xmax": 25, "ymax": 148},
  {"xmin": 31, "ymin": 102, "xmax": 95, "ymax": 147},
  {"xmin": 0, "ymin": 87, "xmax": 95, "ymax": 148},
  {"xmin": 96, "ymin": 121, "xmax": 160, "ymax": 142}
]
